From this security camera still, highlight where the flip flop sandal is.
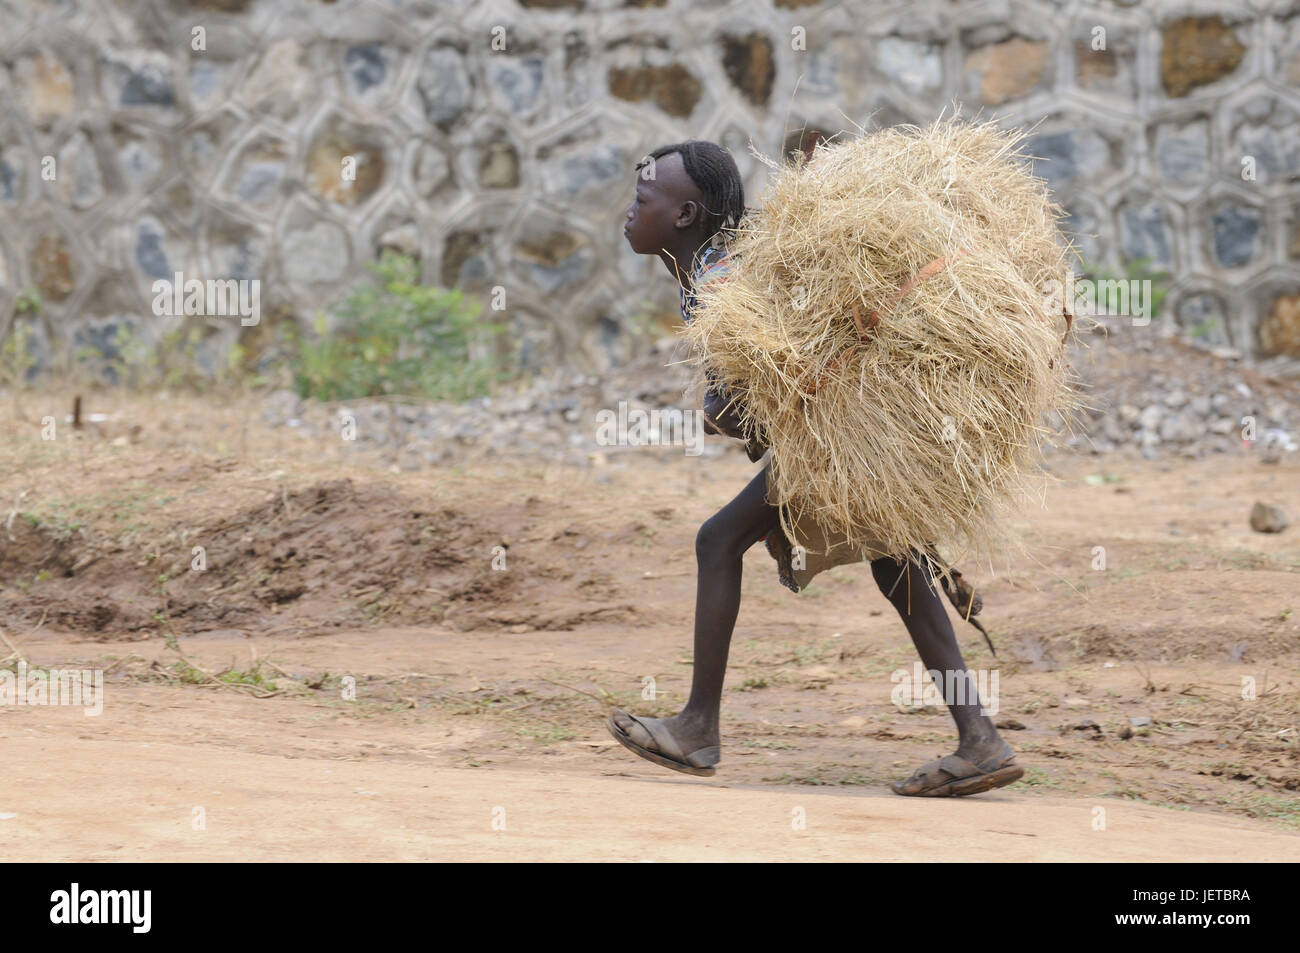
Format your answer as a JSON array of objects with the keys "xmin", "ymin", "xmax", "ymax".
[
  {"xmin": 606, "ymin": 710, "xmax": 721, "ymax": 777},
  {"xmin": 890, "ymin": 743, "xmax": 1024, "ymax": 797}
]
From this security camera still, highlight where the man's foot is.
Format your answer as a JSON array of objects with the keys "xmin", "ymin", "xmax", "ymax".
[
  {"xmin": 606, "ymin": 710, "xmax": 721, "ymax": 777},
  {"xmin": 890, "ymin": 738, "xmax": 1023, "ymax": 797},
  {"xmin": 955, "ymin": 731, "xmax": 1011, "ymax": 768}
]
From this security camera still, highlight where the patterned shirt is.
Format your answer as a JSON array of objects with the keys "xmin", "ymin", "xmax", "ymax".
[
  {"xmin": 679, "ymin": 244, "xmax": 733, "ymax": 324},
  {"xmin": 679, "ymin": 243, "xmax": 759, "ymax": 452}
]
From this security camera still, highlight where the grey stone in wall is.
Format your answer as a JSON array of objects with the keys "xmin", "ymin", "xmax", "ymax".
[
  {"xmin": 416, "ymin": 47, "xmax": 473, "ymax": 128},
  {"xmin": 1175, "ymin": 290, "xmax": 1230, "ymax": 347},
  {"xmin": 1154, "ymin": 119, "xmax": 1209, "ymax": 184},
  {"xmin": 1026, "ymin": 129, "xmax": 1112, "ymax": 192},
  {"xmin": 1119, "ymin": 200, "xmax": 1174, "ymax": 271},
  {"xmin": 1211, "ymin": 202, "xmax": 1261, "ymax": 269},
  {"xmin": 875, "ymin": 37, "xmax": 942, "ymax": 97},
  {"xmin": 282, "ymin": 220, "xmax": 351, "ymax": 290}
]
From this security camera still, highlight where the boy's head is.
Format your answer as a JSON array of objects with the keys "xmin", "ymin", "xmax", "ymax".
[{"xmin": 623, "ymin": 140, "xmax": 744, "ymax": 256}]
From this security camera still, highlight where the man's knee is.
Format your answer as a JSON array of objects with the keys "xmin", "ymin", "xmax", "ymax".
[{"xmin": 696, "ymin": 516, "xmax": 741, "ymax": 565}]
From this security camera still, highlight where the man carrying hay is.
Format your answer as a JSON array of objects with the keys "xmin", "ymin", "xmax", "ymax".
[{"xmin": 606, "ymin": 130, "xmax": 1062, "ymax": 796}]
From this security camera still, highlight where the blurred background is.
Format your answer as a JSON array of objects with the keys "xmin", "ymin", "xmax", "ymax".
[{"xmin": 2, "ymin": 0, "xmax": 1299, "ymax": 390}]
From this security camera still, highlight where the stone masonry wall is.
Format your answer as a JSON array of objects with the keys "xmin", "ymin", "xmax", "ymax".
[{"xmin": 2, "ymin": 0, "xmax": 1299, "ymax": 381}]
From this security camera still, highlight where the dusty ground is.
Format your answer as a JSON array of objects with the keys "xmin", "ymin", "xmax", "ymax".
[{"xmin": 1, "ymin": 388, "xmax": 1298, "ymax": 861}]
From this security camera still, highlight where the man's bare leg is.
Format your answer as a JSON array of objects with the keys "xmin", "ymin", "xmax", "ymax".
[
  {"xmin": 610, "ymin": 464, "xmax": 781, "ymax": 759},
  {"xmin": 870, "ymin": 551, "xmax": 1011, "ymax": 774}
]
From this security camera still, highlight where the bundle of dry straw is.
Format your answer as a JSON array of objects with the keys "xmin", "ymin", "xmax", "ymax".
[{"xmin": 682, "ymin": 116, "xmax": 1084, "ymax": 574}]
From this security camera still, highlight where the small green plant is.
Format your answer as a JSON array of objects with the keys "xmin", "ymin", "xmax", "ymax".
[
  {"xmin": 169, "ymin": 659, "xmax": 209, "ymax": 685},
  {"xmin": 1187, "ymin": 312, "xmax": 1219, "ymax": 340},
  {"xmin": 1239, "ymin": 793, "xmax": 1300, "ymax": 830},
  {"xmin": 218, "ymin": 664, "xmax": 279, "ymax": 691},
  {"xmin": 155, "ymin": 321, "xmax": 211, "ymax": 392},
  {"xmin": 2, "ymin": 291, "xmax": 43, "ymax": 386},
  {"xmin": 20, "ymin": 512, "xmax": 83, "ymax": 541},
  {"xmin": 15, "ymin": 287, "xmax": 41, "ymax": 316},
  {"xmin": 293, "ymin": 251, "xmax": 508, "ymax": 402},
  {"xmin": 513, "ymin": 724, "xmax": 577, "ymax": 743},
  {"xmin": 1020, "ymin": 765, "xmax": 1060, "ymax": 788},
  {"xmin": 103, "ymin": 322, "xmax": 156, "ymax": 389}
]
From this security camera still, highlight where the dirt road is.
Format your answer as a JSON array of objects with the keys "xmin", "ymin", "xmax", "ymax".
[
  {"xmin": 1, "ymin": 393, "xmax": 1298, "ymax": 860},
  {"xmin": 6, "ymin": 682, "xmax": 1297, "ymax": 862}
]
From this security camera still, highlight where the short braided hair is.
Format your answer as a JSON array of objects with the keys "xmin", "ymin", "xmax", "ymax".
[{"xmin": 636, "ymin": 140, "xmax": 747, "ymax": 247}]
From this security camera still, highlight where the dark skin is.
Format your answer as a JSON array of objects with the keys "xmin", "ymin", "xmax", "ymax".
[
  {"xmin": 615, "ymin": 152, "xmax": 1013, "ymax": 789},
  {"xmin": 622, "ymin": 151, "xmax": 713, "ymax": 292}
]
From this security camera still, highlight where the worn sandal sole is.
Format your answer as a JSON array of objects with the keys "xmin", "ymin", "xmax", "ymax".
[
  {"xmin": 917, "ymin": 764, "xmax": 1024, "ymax": 797},
  {"xmin": 605, "ymin": 713, "xmax": 719, "ymax": 777}
]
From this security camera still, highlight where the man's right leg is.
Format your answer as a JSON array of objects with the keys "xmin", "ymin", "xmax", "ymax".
[{"xmin": 609, "ymin": 463, "xmax": 782, "ymax": 764}]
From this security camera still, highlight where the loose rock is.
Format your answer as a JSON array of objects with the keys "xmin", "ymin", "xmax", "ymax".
[{"xmin": 1249, "ymin": 502, "xmax": 1288, "ymax": 533}]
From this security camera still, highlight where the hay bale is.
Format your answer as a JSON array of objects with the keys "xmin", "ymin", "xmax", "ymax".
[{"xmin": 683, "ymin": 116, "xmax": 1085, "ymax": 572}]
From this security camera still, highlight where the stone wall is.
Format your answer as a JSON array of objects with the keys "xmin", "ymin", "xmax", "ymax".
[{"xmin": 2, "ymin": 0, "xmax": 1299, "ymax": 381}]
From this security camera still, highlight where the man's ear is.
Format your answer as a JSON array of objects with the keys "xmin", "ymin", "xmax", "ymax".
[{"xmin": 675, "ymin": 199, "xmax": 701, "ymax": 230}]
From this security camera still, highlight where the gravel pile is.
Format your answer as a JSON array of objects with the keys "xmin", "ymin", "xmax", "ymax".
[
  {"xmin": 263, "ymin": 320, "xmax": 1300, "ymax": 470},
  {"xmin": 1061, "ymin": 315, "xmax": 1298, "ymax": 461},
  {"xmin": 261, "ymin": 336, "xmax": 716, "ymax": 471}
]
